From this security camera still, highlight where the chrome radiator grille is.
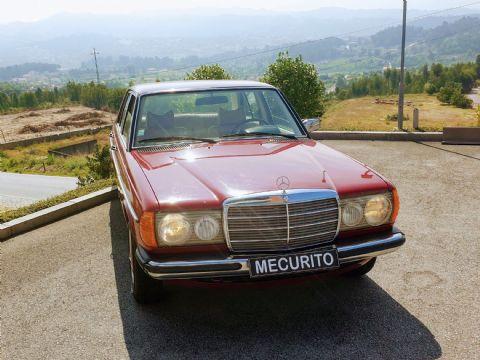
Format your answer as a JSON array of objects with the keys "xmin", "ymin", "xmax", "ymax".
[{"xmin": 224, "ymin": 190, "xmax": 339, "ymax": 252}]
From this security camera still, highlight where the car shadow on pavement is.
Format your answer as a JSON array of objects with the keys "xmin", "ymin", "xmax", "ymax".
[{"xmin": 109, "ymin": 200, "xmax": 441, "ymax": 359}]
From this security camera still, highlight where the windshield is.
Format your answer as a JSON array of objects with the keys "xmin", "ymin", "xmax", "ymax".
[{"xmin": 133, "ymin": 89, "xmax": 305, "ymax": 146}]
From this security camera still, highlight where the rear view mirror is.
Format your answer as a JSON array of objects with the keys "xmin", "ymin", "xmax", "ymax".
[{"xmin": 195, "ymin": 95, "xmax": 228, "ymax": 106}]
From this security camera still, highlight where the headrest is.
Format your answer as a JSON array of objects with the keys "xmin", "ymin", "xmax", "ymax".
[
  {"xmin": 218, "ymin": 108, "xmax": 246, "ymax": 125},
  {"xmin": 147, "ymin": 111, "xmax": 174, "ymax": 130}
]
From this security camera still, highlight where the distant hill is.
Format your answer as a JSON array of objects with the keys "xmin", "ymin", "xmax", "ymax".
[
  {"xmin": 0, "ymin": 63, "xmax": 60, "ymax": 81},
  {"xmin": 0, "ymin": 7, "xmax": 479, "ymax": 68},
  {"xmin": 1, "ymin": 13, "xmax": 480, "ymax": 86}
]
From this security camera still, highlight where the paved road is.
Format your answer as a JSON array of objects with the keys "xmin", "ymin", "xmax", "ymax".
[
  {"xmin": 0, "ymin": 172, "xmax": 78, "ymax": 209},
  {"xmin": 467, "ymin": 87, "xmax": 480, "ymax": 106},
  {"xmin": 1, "ymin": 141, "xmax": 479, "ymax": 359}
]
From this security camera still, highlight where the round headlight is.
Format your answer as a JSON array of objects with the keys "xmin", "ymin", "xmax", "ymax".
[
  {"xmin": 194, "ymin": 215, "xmax": 220, "ymax": 241},
  {"xmin": 364, "ymin": 195, "xmax": 392, "ymax": 226},
  {"xmin": 342, "ymin": 203, "xmax": 363, "ymax": 227},
  {"xmin": 159, "ymin": 214, "xmax": 191, "ymax": 245}
]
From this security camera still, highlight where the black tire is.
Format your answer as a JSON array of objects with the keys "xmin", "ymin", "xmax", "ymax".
[
  {"xmin": 343, "ymin": 257, "xmax": 377, "ymax": 277},
  {"xmin": 129, "ymin": 231, "xmax": 164, "ymax": 304}
]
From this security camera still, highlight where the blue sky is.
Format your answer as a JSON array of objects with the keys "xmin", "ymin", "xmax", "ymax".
[{"xmin": 2, "ymin": 0, "xmax": 479, "ymax": 23}]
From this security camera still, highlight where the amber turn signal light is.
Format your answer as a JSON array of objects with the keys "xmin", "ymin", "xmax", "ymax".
[
  {"xmin": 139, "ymin": 211, "xmax": 158, "ymax": 249},
  {"xmin": 390, "ymin": 187, "xmax": 400, "ymax": 224}
]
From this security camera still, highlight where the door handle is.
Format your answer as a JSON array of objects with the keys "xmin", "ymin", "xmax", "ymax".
[{"xmin": 111, "ymin": 145, "xmax": 118, "ymax": 151}]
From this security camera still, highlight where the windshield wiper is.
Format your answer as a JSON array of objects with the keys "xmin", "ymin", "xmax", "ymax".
[
  {"xmin": 222, "ymin": 132, "xmax": 298, "ymax": 140},
  {"xmin": 139, "ymin": 136, "xmax": 217, "ymax": 144}
]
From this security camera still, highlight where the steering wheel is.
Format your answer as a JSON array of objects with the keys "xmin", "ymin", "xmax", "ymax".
[{"xmin": 232, "ymin": 121, "xmax": 260, "ymax": 134}]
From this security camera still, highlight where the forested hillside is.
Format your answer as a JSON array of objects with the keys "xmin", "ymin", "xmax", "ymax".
[{"xmin": 2, "ymin": 16, "xmax": 480, "ymax": 86}]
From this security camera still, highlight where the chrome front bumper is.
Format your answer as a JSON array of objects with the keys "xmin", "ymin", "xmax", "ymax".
[{"xmin": 136, "ymin": 230, "xmax": 405, "ymax": 280}]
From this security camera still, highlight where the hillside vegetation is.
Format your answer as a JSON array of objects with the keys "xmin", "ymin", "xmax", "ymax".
[
  {"xmin": 1, "ymin": 16, "xmax": 480, "ymax": 85},
  {"xmin": 320, "ymin": 94, "xmax": 477, "ymax": 131}
]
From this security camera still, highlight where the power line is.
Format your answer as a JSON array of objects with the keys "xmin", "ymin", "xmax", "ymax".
[{"xmin": 155, "ymin": 1, "xmax": 480, "ymax": 74}]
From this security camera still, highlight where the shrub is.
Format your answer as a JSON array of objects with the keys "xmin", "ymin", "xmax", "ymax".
[
  {"xmin": 424, "ymin": 82, "xmax": 436, "ymax": 95},
  {"xmin": 77, "ymin": 145, "xmax": 113, "ymax": 186},
  {"xmin": 185, "ymin": 64, "xmax": 231, "ymax": 80},
  {"xmin": 437, "ymin": 82, "xmax": 473, "ymax": 108},
  {"xmin": 261, "ymin": 52, "xmax": 326, "ymax": 118},
  {"xmin": 451, "ymin": 92, "xmax": 473, "ymax": 109},
  {"xmin": 386, "ymin": 113, "xmax": 409, "ymax": 122}
]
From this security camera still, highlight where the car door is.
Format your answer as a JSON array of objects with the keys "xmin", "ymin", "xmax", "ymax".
[{"xmin": 111, "ymin": 92, "xmax": 138, "ymax": 221}]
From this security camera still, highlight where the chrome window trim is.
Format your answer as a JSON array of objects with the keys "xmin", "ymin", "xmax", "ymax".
[
  {"xmin": 222, "ymin": 189, "xmax": 340, "ymax": 252},
  {"xmin": 110, "ymin": 134, "xmax": 139, "ymax": 222},
  {"xmin": 129, "ymin": 87, "xmax": 309, "ymax": 151}
]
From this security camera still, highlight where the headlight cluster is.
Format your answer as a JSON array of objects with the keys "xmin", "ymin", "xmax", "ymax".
[
  {"xmin": 340, "ymin": 193, "xmax": 393, "ymax": 230},
  {"xmin": 155, "ymin": 211, "xmax": 224, "ymax": 246}
]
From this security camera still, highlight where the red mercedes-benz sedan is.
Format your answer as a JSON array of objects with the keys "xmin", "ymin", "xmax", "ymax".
[{"xmin": 110, "ymin": 80, "xmax": 405, "ymax": 303}]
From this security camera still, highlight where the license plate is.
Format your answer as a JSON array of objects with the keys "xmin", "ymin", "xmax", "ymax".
[{"xmin": 248, "ymin": 247, "xmax": 339, "ymax": 278}]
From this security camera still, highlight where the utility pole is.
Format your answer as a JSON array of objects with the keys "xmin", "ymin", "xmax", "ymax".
[
  {"xmin": 398, "ymin": 0, "xmax": 407, "ymax": 130},
  {"xmin": 91, "ymin": 48, "xmax": 100, "ymax": 84}
]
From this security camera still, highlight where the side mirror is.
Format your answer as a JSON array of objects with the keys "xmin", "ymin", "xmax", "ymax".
[{"xmin": 302, "ymin": 118, "xmax": 319, "ymax": 130}]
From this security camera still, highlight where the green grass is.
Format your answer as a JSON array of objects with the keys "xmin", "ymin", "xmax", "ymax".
[
  {"xmin": 0, "ymin": 130, "xmax": 110, "ymax": 177},
  {"xmin": 319, "ymin": 94, "xmax": 478, "ymax": 132},
  {"xmin": 0, "ymin": 179, "xmax": 116, "ymax": 223}
]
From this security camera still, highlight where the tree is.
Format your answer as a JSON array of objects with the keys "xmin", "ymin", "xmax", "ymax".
[
  {"xmin": 185, "ymin": 64, "xmax": 231, "ymax": 80},
  {"xmin": 80, "ymin": 82, "xmax": 109, "ymax": 110},
  {"xmin": 0, "ymin": 92, "xmax": 10, "ymax": 111},
  {"xmin": 19, "ymin": 92, "xmax": 38, "ymax": 108},
  {"xmin": 66, "ymin": 81, "xmax": 81, "ymax": 102},
  {"xmin": 261, "ymin": 52, "xmax": 326, "ymax": 118}
]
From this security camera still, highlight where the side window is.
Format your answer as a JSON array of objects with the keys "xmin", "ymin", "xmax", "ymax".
[
  {"xmin": 116, "ymin": 92, "xmax": 129, "ymax": 124},
  {"xmin": 118, "ymin": 94, "xmax": 131, "ymax": 131},
  {"xmin": 122, "ymin": 95, "xmax": 136, "ymax": 142},
  {"xmin": 263, "ymin": 90, "xmax": 290, "ymax": 122}
]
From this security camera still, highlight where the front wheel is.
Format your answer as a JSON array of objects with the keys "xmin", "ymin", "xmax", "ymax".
[
  {"xmin": 129, "ymin": 230, "xmax": 164, "ymax": 303},
  {"xmin": 342, "ymin": 257, "xmax": 377, "ymax": 277}
]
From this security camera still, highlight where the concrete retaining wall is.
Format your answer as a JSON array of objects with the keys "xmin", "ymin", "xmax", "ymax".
[
  {"xmin": 49, "ymin": 139, "xmax": 98, "ymax": 157},
  {"xmin": 0, "ymin": 125, "xmax": 111, "ymax": 150},
  {"xmin": 443, "ymin": 127, "xmax": 480, "ymax": 145},
  {"xmin": 0, "ymin": 186, "xmax": 118, "ymax": 241},
  {"xmin": 310, "ymin": 131, "xmax": 443, "ymax": 142}
]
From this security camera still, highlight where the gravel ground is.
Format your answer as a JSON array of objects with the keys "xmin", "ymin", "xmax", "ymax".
[{"xmin": 1, "ymin": 141, "xmax": 479, "ymax": 359}]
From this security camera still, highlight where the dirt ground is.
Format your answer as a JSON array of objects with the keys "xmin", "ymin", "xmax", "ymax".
[{"xmin": 0, "ymin": 106, "xmax": 115, "ymax": 144}]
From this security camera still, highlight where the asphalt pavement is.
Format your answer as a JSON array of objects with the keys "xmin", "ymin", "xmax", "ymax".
[
  {"xmin": 1, "ymin": 141, "xmax": 479, "ymax": 359},
  {"xmin": 0, "ymin": 171, "xmax": 78, "ymax": 209},
  {"xmin": 467, "ymin": 87, "xmax": 480, "ymax": 106}
]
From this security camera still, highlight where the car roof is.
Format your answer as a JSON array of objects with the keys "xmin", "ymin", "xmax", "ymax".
[{"xmin": 130, "ymin": 80, "xmax": 275, "ymax": 95}]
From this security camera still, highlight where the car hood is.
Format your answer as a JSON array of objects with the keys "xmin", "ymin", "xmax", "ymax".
[{"xmin": 133, "ymin": 139, "xmax": 388, "ymax": 211}]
